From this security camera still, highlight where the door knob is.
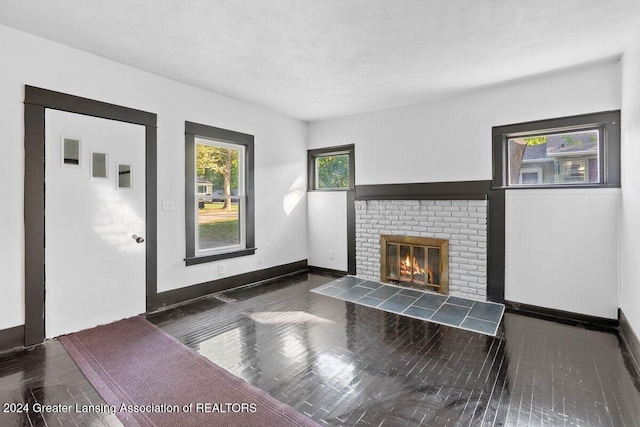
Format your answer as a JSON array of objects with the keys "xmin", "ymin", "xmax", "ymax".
[{"xmin": 132, "ymin": 234, "xmax": 145, "ymax": 244}]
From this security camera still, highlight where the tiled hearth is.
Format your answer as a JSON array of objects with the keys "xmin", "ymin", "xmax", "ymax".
[{"xmin": 312, "ymin": 276, "xmax": 504, "ymax": 336}]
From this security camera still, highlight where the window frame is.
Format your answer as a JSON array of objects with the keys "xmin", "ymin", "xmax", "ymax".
[
  {"xmin": 492, "ymin": 111, "xmax": 620, "ymax": 189},
  {"xmin": 185, "ymin": 121, "xmax": 255, "ymax": 266},
  {"xmin": 308, "ymin": 144, "xmax": 355, "ymax": 191}
]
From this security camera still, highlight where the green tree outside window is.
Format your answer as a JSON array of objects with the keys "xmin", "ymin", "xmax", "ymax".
[{"xmin": 316, "ymin": 154, "xmax": 349, "ymax": 189}]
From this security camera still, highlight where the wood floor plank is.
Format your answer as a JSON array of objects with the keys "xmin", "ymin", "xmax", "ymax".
[{"xmin": 0, "ymin": 341, "xmax": 121, "ymax": 427}]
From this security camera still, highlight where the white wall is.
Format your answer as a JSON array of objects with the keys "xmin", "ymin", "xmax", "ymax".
[
  {"xmin": 307, "ymin": 192, "xmax": 348, "ymax": 271},
  {"xmin": 0, "ymin": 25, "xmax": 308, "ymax": 330},
  {"xmin": 310, "ymin": 62, "xmax": 619, "ymax": 185},
  {"xmin": 308, "ymin": 61, "xmax": 621, "ymax": 315},
  {"xmin": 620, "ymin": 26, "xmax": 640, "ymax": 334},
  {"xmin": 505, "ymin": 189, "xmax": 620, "ymax": 318}
]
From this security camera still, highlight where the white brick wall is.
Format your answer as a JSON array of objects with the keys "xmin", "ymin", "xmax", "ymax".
[{"xmin": 355, "ymin": 199, "xmax": 488, "ymax": 300}]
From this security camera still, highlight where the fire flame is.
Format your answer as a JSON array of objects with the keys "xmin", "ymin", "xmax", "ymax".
[{"xmin": 400, "ymin": 253, "xmax": 434, "ymax": 284}]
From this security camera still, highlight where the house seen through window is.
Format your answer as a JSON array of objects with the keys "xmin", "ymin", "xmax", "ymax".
[{"xmin": 508, "ymin": 129, "xmax": 599, "ymax": 185}]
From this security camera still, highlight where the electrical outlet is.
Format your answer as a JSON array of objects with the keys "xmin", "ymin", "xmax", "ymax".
[
  {"xmin": 328, "ymin": 250, "xmax": 334, "ymax": 260},
  {"xmin": 218, "ymin": 264, "xmax": 225, "ymax": 275},
  {"xmin": 162, "ymin": 200, "xmax": 174, "ymax": 211}
]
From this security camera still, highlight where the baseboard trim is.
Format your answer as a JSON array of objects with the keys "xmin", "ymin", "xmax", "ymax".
[
  {"xmin": 155, "ymin": 260, "xmax": 308, "ymax": 308},
  {"xmin": 619, "ymin": 308, "xmax": 640, "ymax": 376},
  {"xmin": 0, "ymin": 325, "xmax": 25, "ymax": 354},
  {"xmin": 505, "ymin": 301, "xmax": 619, "ymax": 330},
  {"xmin": 308, "ymin": 266, "xmax": 347, "ymax": 277}
]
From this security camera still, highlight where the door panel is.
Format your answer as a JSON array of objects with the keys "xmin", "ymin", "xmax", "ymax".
[{"xmin": 45, "ymin": 110, "xmax": 146, "ymax": 339}]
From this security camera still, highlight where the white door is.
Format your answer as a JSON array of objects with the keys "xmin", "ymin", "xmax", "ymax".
[{"xmin": 45, "ymin": 109, "xmax": 146, "ymax": 339}]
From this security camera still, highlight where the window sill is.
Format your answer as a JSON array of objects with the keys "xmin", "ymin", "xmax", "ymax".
[
  {"xmin": 308, "ymin": 188, "xmax": 353, "ymax": 192},
  {"xmin": 185, "ymin": 247, "xmax": 256, "ymax": 266},
  {"xmin": 492, "ymin": 184, "xmax": 621, "ymax": 191}
]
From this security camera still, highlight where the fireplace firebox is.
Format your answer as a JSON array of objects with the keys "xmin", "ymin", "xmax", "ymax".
[{"xmin": 380, "ymin": 235, "xmax": 449, "ymax": 295}]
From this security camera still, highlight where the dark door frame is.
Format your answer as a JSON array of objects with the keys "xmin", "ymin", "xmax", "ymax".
[{"xmin": 24, "ymin": 86, "xmax": 158, "ymax": 346}]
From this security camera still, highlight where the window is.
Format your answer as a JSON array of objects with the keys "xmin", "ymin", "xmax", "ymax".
[
  {"xmin": 519, "ymin": 167, "xmax": 542, "ymax": 185},
  {"xmin": 91, "ymin": 152, "xmax": 108, "ymax": 178},
  {"xmin": 117, "ymin": 164, "xmax": 133, "ymax": 189},
  {"xmin": 558, "ymin": 158, "xmax": 588, "ymax": 183},
  {"xmin": 492, "ymin": 111, "xmax": 620, "ymax": 188},
  {"xmin": 61, "ymin": 137, "xmax": 81, "ymax": 166},
  {"xmin": 185, "ymin": 122, "xmax": 255, "ymax": 265},
  {"xmin": 308, "ymin": 144, "xmax": 355, "ymax": 191},
  {"xmin": 507, "ymin": 129, "xmax": 599, "ymax": 185}
]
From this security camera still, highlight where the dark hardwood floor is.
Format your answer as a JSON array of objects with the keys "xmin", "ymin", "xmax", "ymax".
[
  {"xmin": 2, "ymin": 272, "xmax": 640, "ymax": 426},
  {"xmin": 0, "ymin": 339, "xmax": 121, "ymax": 426}
]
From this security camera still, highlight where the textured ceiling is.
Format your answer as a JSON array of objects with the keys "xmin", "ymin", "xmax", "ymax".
[{"xmin": 0, "ymin": 0, "xmax": 639, "ymax": 121}]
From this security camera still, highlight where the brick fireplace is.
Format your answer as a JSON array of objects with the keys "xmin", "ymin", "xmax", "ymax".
[{"xmin": 355, "ymin": 199, "xmax": 488, "ymax": 300}]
